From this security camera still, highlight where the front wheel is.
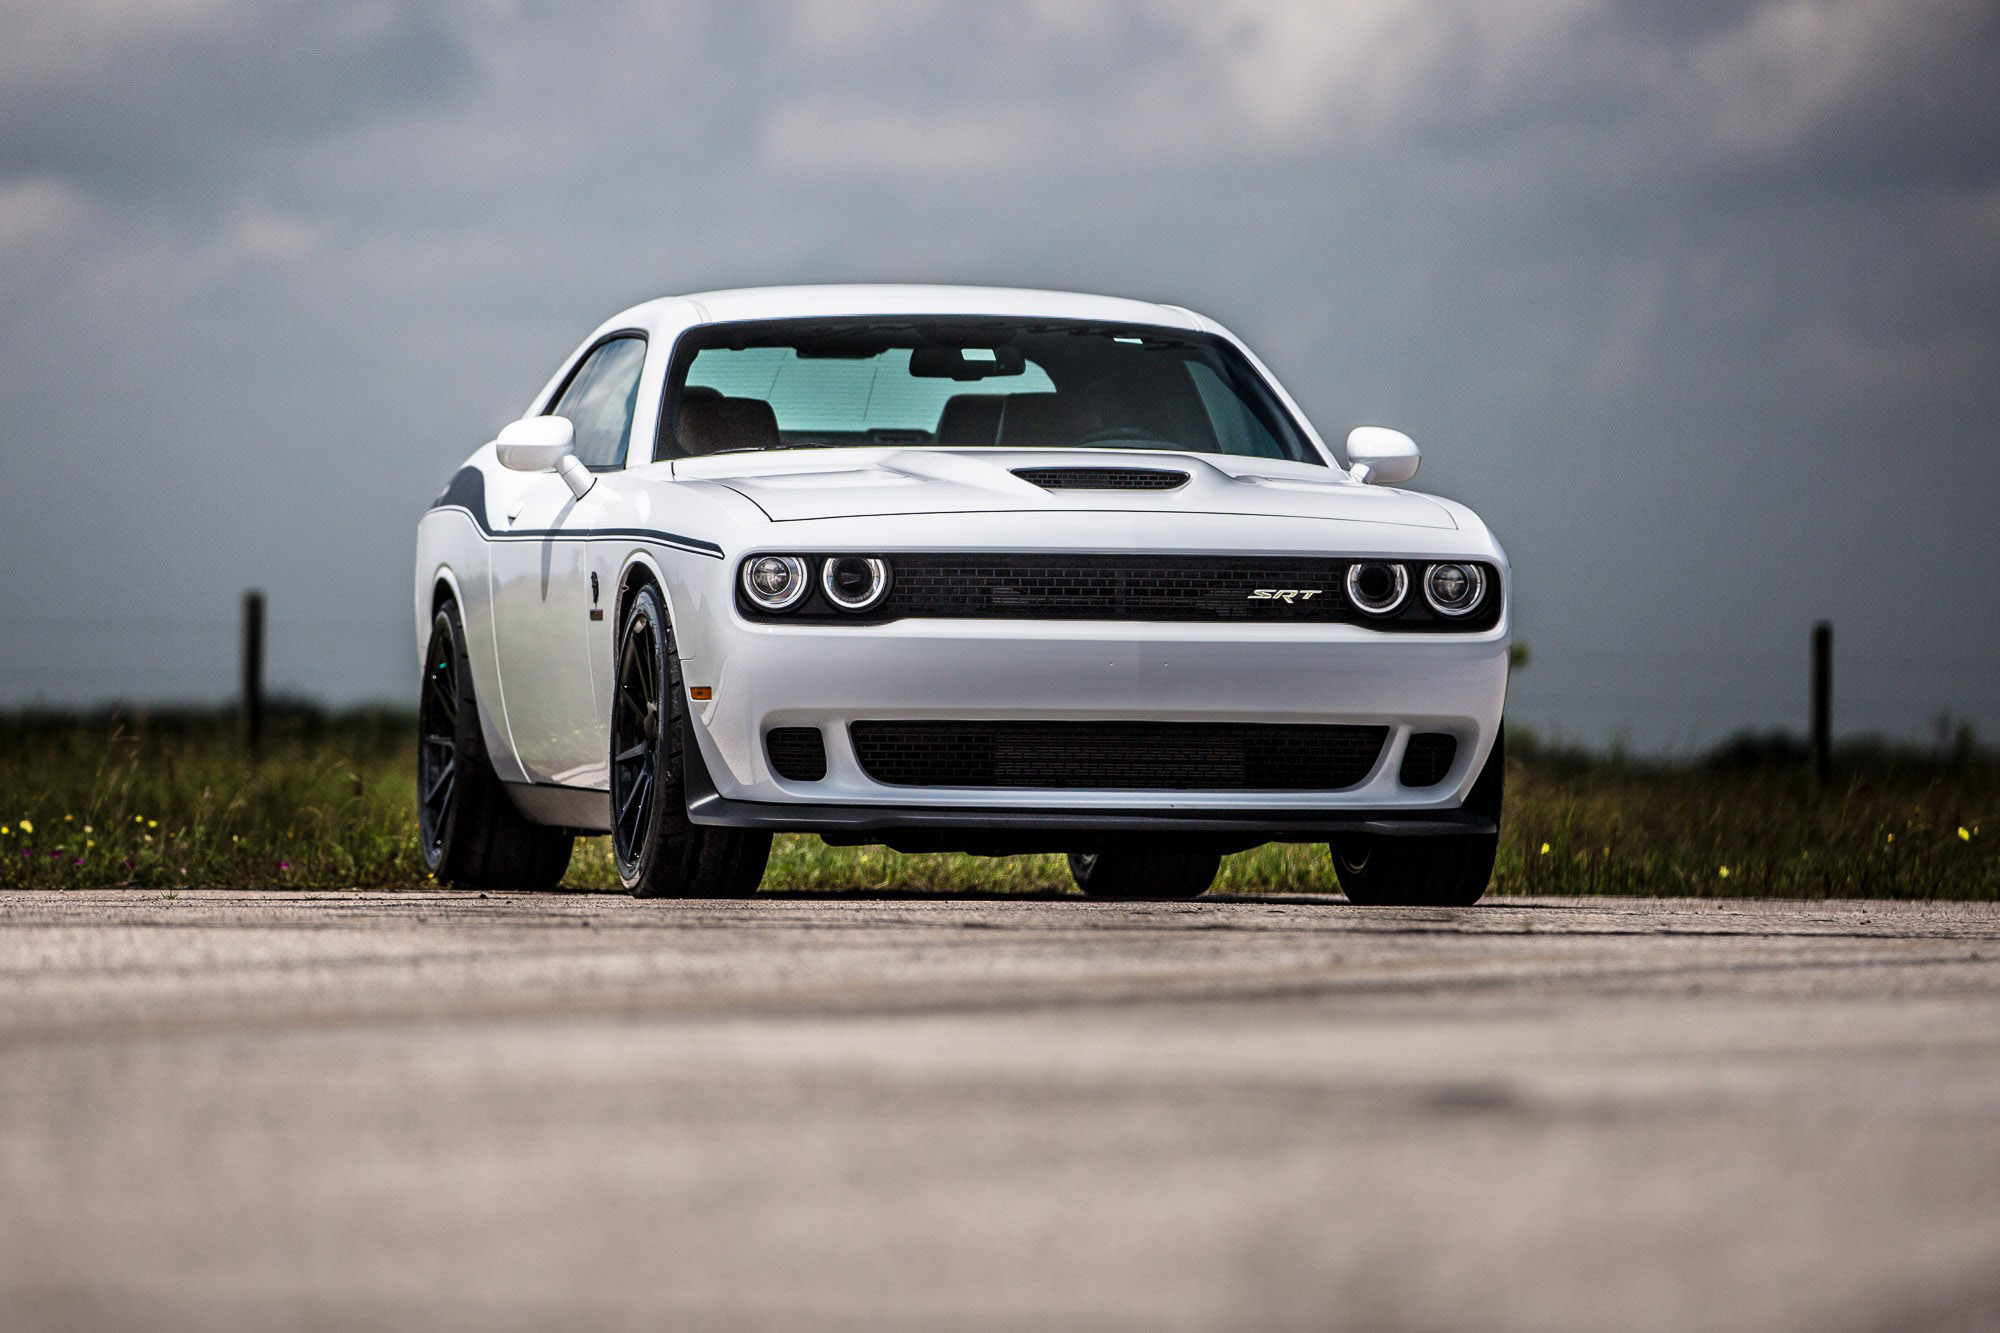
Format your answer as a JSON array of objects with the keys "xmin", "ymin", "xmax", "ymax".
[
  {"xmin": 1332, "ymin": 727, "xmax": 1504, "ymax": 907},
  {"xmin": 611, "ymin": 584, "xmax": 771, "ymax": 898},
  {"xmin": 1068, "ymin": 846, "xmax": 1220, "ymax": 900},
  {"xmin": 1328, "ymin": 834, "xmax": 1494, "ymax": 906}
]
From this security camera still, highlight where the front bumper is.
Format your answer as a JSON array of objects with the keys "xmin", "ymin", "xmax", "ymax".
[{"xmin": 685, "ymin": 614, "xmax": 1510, "ymax": 815}]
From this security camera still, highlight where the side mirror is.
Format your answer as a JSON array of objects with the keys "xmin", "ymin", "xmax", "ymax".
[
  {"xmin": 494, "ymin": 416, "xmax": 593, "ymax": 498},
  {"xmin": 1345, "ymin": 426, "xmax": 1420, "ymax": 486}
]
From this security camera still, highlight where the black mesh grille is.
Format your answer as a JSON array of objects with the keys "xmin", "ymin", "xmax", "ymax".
[
  {"xmin": 740, "ymin": 554, "xmax": 1500, "ymax": 631},
  {"xmin": 1399, "ymin": 732, "xmax": 1458, "ymax": 787},
  {"xmin": 850, "ymin": 721, "xmax": 1387, "ymax": 791},
  {"xmin": 766, "ymin": 727, "xmax": 828, "ymax": 781},
  {"xmin": 1012, "ymin": 467, "xmax": 1189, "ymax": 490},
  {"xmin": 887, "ymin": 556, "xmax": 1352, "ymax": 624}
]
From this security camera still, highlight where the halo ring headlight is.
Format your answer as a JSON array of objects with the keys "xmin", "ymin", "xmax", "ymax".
[
  {"xmin": 1423, "ymin": 562, "xmax": 1486, "ymax": 617},
  {"xmin": 821, "ymin": 555, "xmax": 891, "ymax": 612},
  {"xmin": 1345, "ymin": 561, "xmax": 1410, "ymax": 616},
  {"xmin": 741, "ymin": 555, "xmax": 810, "ymax": 611}
]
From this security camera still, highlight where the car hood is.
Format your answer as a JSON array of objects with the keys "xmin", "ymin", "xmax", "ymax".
[{"xmin": 671, "ymin": 448, "xmax": 1457, "ymax": 530}]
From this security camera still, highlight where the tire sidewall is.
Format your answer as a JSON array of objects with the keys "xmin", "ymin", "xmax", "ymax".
[
  {"xmin": 614, "ymin": 585, "xmax": 679, "ymax": 892},
  {"xmin": 419, "ymin": 605, "xmax": 481, "ymax": 878}
]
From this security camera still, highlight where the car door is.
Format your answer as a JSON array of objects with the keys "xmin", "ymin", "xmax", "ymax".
[{"xmin": 489, "ymin": 335, "xmax": 647, "ymax": 787}]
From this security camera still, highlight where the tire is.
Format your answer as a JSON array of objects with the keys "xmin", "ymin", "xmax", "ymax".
[
  {"xmin": 611, "ymin": 583, "xmax": 772, "ymax": 898},
  {"xmin": 418, "ymin": 601, "xmax": 574, "ymax": 890},
  {"xmin": 1328, "ymin": 834, "xmax": 1495, "ymax": 906},
  {"xmin": 1329, "ymin": 727, "xmax": 1504, "ymax": 907},
  {"xmin": 1068, "ymin": 845, "xmax": 1221, "ymax": 900}
]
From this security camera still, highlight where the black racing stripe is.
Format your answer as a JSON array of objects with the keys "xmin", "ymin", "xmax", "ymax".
[{"xmin": 425, "ymin": 466, "xmax": 722, "ymax": 558}]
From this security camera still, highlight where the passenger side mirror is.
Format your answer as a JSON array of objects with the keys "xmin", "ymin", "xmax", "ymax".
[
  {"xmin": 1345, "ymin": 426, "xmax": 1420, "ymax": 486},
  {"xmin": 494, "ymin": 416, "xmax": 593, "ymax": 498}
]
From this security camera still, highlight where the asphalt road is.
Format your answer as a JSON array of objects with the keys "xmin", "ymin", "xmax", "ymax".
[{"xmin": 3, "ymin": 889, "xmax": 1998, "ymax": 1331}]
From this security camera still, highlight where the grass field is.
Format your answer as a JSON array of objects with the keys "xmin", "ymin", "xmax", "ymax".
[{"xmin": 2, "ymin": 708, "xmax": 1994, "ymax": 899}]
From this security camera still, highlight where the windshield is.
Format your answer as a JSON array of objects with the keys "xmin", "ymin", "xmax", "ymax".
[{"xmin": 658, "ymin": 317, "xmax": 1322, "ymax": 466}]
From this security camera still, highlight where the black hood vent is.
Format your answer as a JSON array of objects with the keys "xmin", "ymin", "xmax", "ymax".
[{"xmin": 1012, "ymin": 467, "xmax": 1189, "ymax": 491}]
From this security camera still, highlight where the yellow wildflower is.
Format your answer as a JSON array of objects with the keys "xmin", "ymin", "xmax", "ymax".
[
  {"xmin": 63, "ymin": 814, "xmax": 73, "ymax": 823},
  {"xmin": 18, "ymin": 819, "xmax": 31, "ymax": 835},
  {"xmin": 1719, "ymin": 866, "xmax": 1731, "ymax": 878},
  {"xmin": 1960, "ymin": 827, "xmax": 1972, "ymax": 842},
  {"xmin": 1539, "ymin": 842, "xmax": 1551, "ymax": 855},
  {"xmin": 147, "ymin": 819, "xmax": 157, "ymax": 829}
]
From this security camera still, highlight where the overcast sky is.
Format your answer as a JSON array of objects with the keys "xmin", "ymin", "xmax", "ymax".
[{"xmin": 2, "ymin": 0, "xmax": 1995, "ymax": 748}]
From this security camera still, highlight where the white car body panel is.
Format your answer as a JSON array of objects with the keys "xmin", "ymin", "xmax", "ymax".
[{"xmin": 415, "ymin": 285, "xmax": 1511, "ymax": 838}]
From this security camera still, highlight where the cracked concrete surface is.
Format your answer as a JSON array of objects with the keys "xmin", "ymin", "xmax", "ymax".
[{"xmin": 2, "ymin": 890, "xmax": 1997, "ymax": 1330}]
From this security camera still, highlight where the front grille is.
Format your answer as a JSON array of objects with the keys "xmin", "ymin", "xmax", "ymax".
[
  {"xmin": 850, "ymin": 721, "xmax": 1387, "ymax": 791},
  {"xmin": 739, "ymin": 554, "xmax": 1501, "ymax": 631},
  {"xmin": 766, "ymin": 727, "xmax": 828, "ymax": 781},
  {"xmin": 885, "ymin": 556, "xmax": 1360, "ymax": 624},
  {"xmin": 1399, "ymin": 732, "xmax": 1457, "ymax": 787},
  {"xmin": 1012, "ymin": 467, "xmax": 1189, "ymax": 490}
]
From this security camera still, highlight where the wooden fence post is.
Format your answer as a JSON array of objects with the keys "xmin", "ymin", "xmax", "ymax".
[
  {"xmin": 242, "ymin": 590, "xmax": 265, "ymax": 758},
  {"xmin": 1811, "ymin": 621, "xmax": 1831, "ymax": 784}
]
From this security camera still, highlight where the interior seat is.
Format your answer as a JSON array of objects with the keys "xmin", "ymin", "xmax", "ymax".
[
  {"xmin": 935, "ymin": 394, "xmax": 1006, "ymax": 446},
  {"xmin": 996, "ymin": 393, "xmax": 1091, "ymax": 447},
  {"xmin": 677, "ymin": 391, "xmax": 781, "ymax": 456}
]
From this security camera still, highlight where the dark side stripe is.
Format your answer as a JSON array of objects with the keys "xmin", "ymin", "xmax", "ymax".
[{"xmin": 427, "ymin": 466, "xmax": 723, "ymax": 558}]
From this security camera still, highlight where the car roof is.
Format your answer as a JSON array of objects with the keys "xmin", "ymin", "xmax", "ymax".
[{"xmin": 609, "ymin": 284, "xmax": 1211, "ymax": 334}]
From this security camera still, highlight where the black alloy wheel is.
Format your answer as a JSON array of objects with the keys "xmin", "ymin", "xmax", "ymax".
[
  {"xmin": 612, "ymin": 583, "xmax": 771, "ymax": 898},
  {"xmin": 417, "ymin": 615, "xmax": 462, "ymax": 864},
  {"xmin": 417, "ymin": 601, "xmax": 573, "ymax": 890},
  {"xmin": 610, "ymin": 598, "xmax": 662, "ymax": 867}
]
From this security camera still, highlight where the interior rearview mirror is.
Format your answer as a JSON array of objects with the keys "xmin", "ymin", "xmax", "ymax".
[
  {"xmin": 1345, "ymin": 426, "xmax": 1420, "ymax": 486},
  {"xmin": 494, "ymin": 416, "xmax": 593, "ymax": 498}
]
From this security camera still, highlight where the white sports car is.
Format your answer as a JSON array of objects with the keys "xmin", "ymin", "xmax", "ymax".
[{"xmin": 414, "ymin": 285, "xmax": 1509, "ymax": 904}]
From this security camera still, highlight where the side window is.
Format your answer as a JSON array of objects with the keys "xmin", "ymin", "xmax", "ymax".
[{"xmin": 549, "ymin": 336, "xmax": 647, "ymax": 468}]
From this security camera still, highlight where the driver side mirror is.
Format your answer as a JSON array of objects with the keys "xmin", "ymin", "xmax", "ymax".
[
  {"xmin": 1345, "ymin": 426, "xmax": 1420, "ymax": 486},
  {"xmin": 495, "ymin": 416, "xmax": 593, "ymax": 499}
]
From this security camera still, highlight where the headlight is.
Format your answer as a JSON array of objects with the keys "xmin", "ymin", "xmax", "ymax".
[
  {"xmin": 1423, "ymin": 562, "xmax": 1486, "ymax": 616},
  {"xmin": 741, "ymin": 555, "xmax": 810, "ymax": 611},
  {"xmin": 821, "ymin": 555, "xmax": 891, "ymax": 612},
  {"xmin": 1345, "ymin": 561, "xmax": 1409, "ymax": 615}
]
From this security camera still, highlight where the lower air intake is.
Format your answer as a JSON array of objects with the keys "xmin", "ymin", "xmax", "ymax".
[
  {"xmin": 766, "ymin": 727, "xmax": 828, "ymax": 781},
  {"xmin": 1399, "ymin": 732, "xmax": 1458, "ymax": 787},
  {"xmin": 849, "ymin": 721, "xmax": 1387, "ymax": 791}
]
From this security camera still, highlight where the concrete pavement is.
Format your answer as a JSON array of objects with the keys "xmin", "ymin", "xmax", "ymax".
[{"xmin": 2, "ymin": 889, "xmax": 1998, "ymax": 1330}]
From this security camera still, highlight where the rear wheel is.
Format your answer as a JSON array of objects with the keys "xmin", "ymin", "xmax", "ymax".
[
  {"xmin": 418, "ymin": 601, "xmax": 573, "ymax": 890},
  {"xmin": 611, "ymin": 584, "xmax": 771, "ymax": 898},
  {"xmin": 1068, "ymin": 845, "xmax": 1220, "ymax": 900}
]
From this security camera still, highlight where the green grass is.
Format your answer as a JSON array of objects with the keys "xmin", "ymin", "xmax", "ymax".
[{"xmin": 2, "ymin": 709, "xmax": 1994, "ymax": 898}]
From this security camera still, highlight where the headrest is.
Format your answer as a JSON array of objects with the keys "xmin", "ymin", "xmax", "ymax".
[
  {"xmin": 677, "ymin": 394, "xmax": 780, "ymax": 456},
  {"xmin": 935, "ymin": 394, "xmax": 1005, "ymax": 446},
  {"xmin": 997, "ymin": 393, "xmax": 1090, "ymax": 447}
]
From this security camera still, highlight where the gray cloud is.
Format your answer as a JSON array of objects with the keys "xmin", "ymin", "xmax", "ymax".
[
  {"xmin": 0, "ymin": 0, "xmax": 472, "ymax": 201},
  {"xmin": 1, "ymin": 0, "xmax": 1994, "ymax": 746}
]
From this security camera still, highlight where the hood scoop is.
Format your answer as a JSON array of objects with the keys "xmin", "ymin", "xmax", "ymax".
[{"xmin": 1011, "ymin": 466, "xmax": 1189, "ymax": 491}]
